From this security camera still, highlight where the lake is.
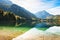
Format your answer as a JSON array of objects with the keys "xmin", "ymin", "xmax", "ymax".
[{"xmin": 0, "ymin": 21, "xmax": 60, "ymax": 40}]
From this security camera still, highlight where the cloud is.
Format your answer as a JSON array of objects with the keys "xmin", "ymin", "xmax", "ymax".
[
  {"xmin": 10, "ymin": 0, "xmax": 60, "ymax": 13},
  {"xmin": 46, "ymin": 6, "xmax": 60, "ymax": 15}
]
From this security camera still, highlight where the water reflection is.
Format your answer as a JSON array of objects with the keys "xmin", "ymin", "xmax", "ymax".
[
  {"xmin": 34, "ymin": 22, "xmax": 52, "ymax": 28},
  {"xmin": 0, "ymin": 21, "xmax": 37, "ymax": 27},
  {"xmin": 16, "ymin": 21, "xmax": 37, "ymax": 28},
  {"xmin": 46, "ymin": 21, "xmax": 60, "ymax": 26},
  {"xmin": 0, "ymin": 21, "xmax": 16, "ymax": 26},
  {"xmin": 0, "ymin": 20, "xmax": 60, "ymax": 28}
]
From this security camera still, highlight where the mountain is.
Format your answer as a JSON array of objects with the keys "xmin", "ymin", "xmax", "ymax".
[
  {"xmin": 9, "ymin": 4, "xmax": 36, "ymax": 20},
  {"xmin": 0, "ymin": 0, "xmax": 12, "ymax": 11},
  {"xmin": 0, "ymin": 0, "xmax": 12, "ymax": 5},
  {"xmin": 34, "ymin": 10, "xmax": 53, "ymax": 19},
  {"xmin": 0, "ymin": 1, "xmax": 36, "ymax": 20}
]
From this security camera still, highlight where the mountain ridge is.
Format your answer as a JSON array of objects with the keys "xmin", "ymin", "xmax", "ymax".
[
  {"xmin": 34, "ymin": 10, "xmax": 53, "ymax": 19},
  {"xmin": 0, "ymin": 1, "xmax": 36, "ymax": 20}
]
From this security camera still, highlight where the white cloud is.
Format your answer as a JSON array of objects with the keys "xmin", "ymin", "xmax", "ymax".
[
  {"xmin": 10, "ymin": 0, "xmax": 57, "ymax": 13},
  {"xmin": 46, "ymin": 6, "xmax": 60, "ymax": 15}
]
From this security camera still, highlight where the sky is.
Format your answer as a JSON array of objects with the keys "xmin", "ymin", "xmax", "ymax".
[
  {"xmin": 9, "ymin": 0, "xmax": 60, "ymax": 14},
  {"xmin": 46, "ymin": 6, "xmax": 60, "ymax": 15}
]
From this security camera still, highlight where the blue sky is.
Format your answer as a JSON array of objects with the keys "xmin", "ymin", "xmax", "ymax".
[
  {"xmin": 9, "ymin": 0, "xmax": 60, "ymax": 13},
  {"xmin": 0, "ymin": 0, "xmax": 12, "ymax": 5},
  {"xmin": 42, "ymin": 0, "xmax": 60, "ymax": 7}
]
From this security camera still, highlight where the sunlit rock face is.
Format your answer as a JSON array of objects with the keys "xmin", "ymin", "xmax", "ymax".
[{"xmin": 12, "ymin": 26, "xmax": 60, "ymax": 40}]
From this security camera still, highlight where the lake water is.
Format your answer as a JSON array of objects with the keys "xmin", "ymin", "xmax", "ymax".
[
  {"xmin": 0, "ymin": 21, "xmax": 59, "ymax": 31},
  {"xmin": 0, "ymin": 21, "xmax": 60, "ymax": 40}
]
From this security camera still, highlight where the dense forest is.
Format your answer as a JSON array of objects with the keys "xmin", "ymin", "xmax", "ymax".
[{"xmin": 0, "ymin": 9, "xmax": 21, "ymax": 26}]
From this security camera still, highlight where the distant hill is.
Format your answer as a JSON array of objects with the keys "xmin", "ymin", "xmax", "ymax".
[
  {"xmin": 0, "ymin": 1, "xmax": 36, "ymax": 20},
  {"xmin": 34, "ymin": 10, "xmax": 53, "ymax": 19}
]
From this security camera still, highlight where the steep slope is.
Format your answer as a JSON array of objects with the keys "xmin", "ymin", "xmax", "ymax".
[
  {"xmin": 0, "ymin": 1, "xmax": 36, "ymax": 20},
  {"xmin": 9, "ymin": 4, "xmax": 36, "ymax": 20},
  {"xmin": 0, "ymin": 0, "xmax": 12, "ymax": 11},
  {"xmin": 0, "ymin": 0, "xmax": 12, "ymax": 5},
  {"xmin": 34, "ymin": 10, "xmax": 53, "ymax": 19}
]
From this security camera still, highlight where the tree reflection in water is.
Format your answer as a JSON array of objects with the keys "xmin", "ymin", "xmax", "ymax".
[{"xmin": 0, "ymin": 20, "xmax": 60, "ymax": 28}]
